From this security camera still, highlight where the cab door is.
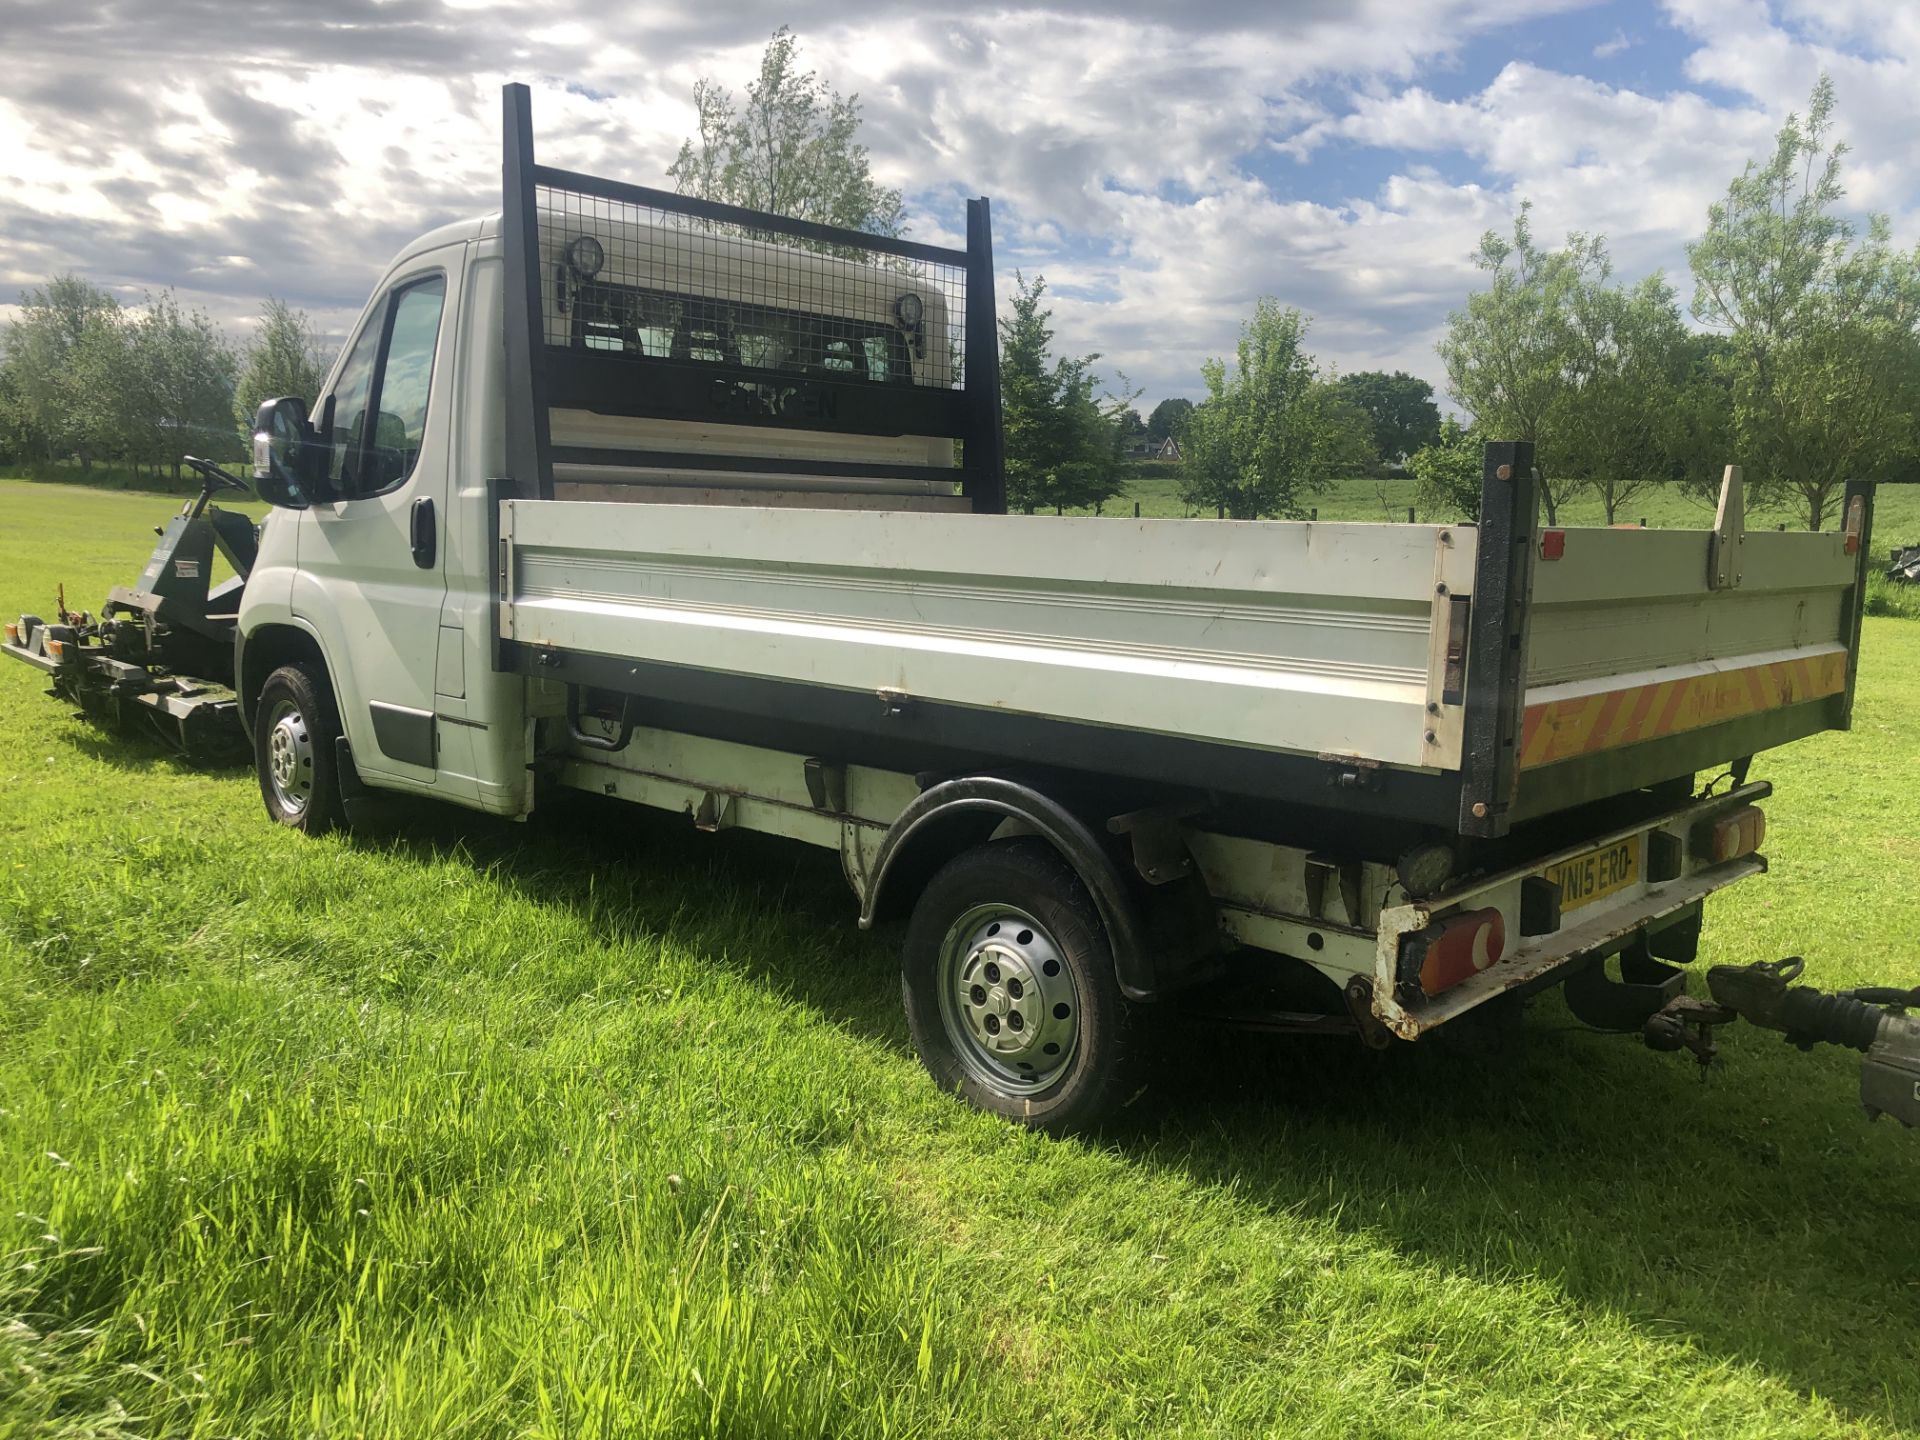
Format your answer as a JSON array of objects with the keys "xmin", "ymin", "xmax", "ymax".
[{"xmin": 293, "ymin": 250, "xmax": 459, "ymax": 787}]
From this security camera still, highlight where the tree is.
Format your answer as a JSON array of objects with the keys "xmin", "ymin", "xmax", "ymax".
[
  {"xmin": 1666, "ymin": 332, "xmax": 1737, "ymax": 506},
  {"xmin": 0, "ymin": 362, "xmax": 23, "ymax": 463},
  {"xmin": 1688, "ymin": 75, "xmax": 1920, "ymax": 530},
  {"xmin": 63, "ymin": 305, "xmax": 147, "ymax": 473},
  {"xmin": 236, "ymin": 297, "xmax": 328, "ymax": 437},
  {"xmin": 998, "ymin": 274, "xmax": 1130, "ymax": 514},
  {"xmin": 127, "ymin": 291, "xmax": 242, "ymax": 477},
  {"xmin": 1409, "ymin": 415, "xmax": 1484, "ymax": 521},
  {"xmin": 1146, "ymin": 396, "xmax": 1193, "ymax": 445},
  {"xmin": 1557, "ymin": 272, "xmax": 1694, "ymax": 524},
  {"xmin": 1441, "ymin": 205, "xmax": 1694, "ymax": 524},
  {"xmin": 669, "ymin": 27, "xmax": 905, "ymax": 236},
  {"xmin": 1332, "ymin": 370, "xmax": 1440, "ymax": 464},
  {"xmin": 1439, "ymin": 206, "xmax": 1591, "ymax": 524},
  {"xmin": 2, "ymin": 274, "xmax": 120, "ymax": 467},
  {"xmin": 1178, "ymin": 300, "xmax": 1375, "ymax": 519}
]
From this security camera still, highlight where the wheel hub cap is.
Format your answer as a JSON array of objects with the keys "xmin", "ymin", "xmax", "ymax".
[
  {"xmin": 938, "ymin": 905, "xmax": 1080, "ymax": 1093},
  {"xmin": 266, "ymin": 701, "xmax": 314, "ymax": 813}
]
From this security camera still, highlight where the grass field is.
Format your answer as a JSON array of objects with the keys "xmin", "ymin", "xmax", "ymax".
[{"xmin": 2, "ymin": 478, "xmax": 1918, "ymax": 1438}]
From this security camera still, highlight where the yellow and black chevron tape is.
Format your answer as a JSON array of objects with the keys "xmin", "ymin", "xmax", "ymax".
[{"xmin": 1519, "ymin": 650, "xmax": 1848, "ymax": 769}]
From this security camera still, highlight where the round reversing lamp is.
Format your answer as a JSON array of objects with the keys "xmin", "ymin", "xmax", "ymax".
[
  {"xmin": 566, "ymin": 234, "xmax": 605, "ymax": 280},
  {"xmin": 895, "ymin": 291, "xmax": 924, "ymax": 328},
  {"xmin": 1396, "ymin": 842, "xmax": 1457, "ymax": 899}
]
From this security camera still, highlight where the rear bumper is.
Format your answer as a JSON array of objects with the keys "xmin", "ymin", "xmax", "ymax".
[
  {"xmin": 1373, "ymin": 781, "xmax": 1772, "ymax": 1040},
  {"xmin": 1, "ymin": 638, "xmax": 60, "ymax": 675}
]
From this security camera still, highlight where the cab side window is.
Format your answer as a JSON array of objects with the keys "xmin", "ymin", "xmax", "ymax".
[
  {"xmin": 324, "ymin": 273, "xmax": 448, "ymax": 499},
  {"xmin": 326, "ymin": 319, "xmax": 382, "ymax": 492}
]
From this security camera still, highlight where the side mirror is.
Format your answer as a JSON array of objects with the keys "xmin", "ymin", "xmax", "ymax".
[{"xmin": 251, "ymin": 396, "xmax": 329, "ymax": 508}]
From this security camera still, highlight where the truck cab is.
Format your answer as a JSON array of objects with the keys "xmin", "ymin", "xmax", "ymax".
[{"xmin": 244, "ymin": 216, "xmax": 528, "ymax": 819}]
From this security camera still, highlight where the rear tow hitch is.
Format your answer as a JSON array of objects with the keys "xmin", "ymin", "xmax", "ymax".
[
  {"xmin": 1644, "ymin": 994, "xmax": 1738, "ymax": 1077},
  {"xmin": 1645, "ymin": 958, "xmax": 1920, "ymax": 1126}
]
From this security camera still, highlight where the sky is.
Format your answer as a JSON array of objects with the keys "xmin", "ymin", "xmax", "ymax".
[{"xmin": 1, "ymin": 0, "xmax": 1916, "ymax": 410}]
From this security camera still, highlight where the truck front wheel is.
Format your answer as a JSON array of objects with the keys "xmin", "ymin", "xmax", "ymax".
[
  {"xmin": 902, "ymin": 839, "xmax": 1139, "ymax": 1133},
  {"xmin": 254, "ymin": 662, "xmax": 346, "ymax": 835}
]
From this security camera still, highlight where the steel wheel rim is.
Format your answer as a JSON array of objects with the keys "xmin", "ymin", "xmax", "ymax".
[
  {"xmin": 936, "ymin": 903, "xmax": 1081, "ymax": 1094},
  {"xmin": 265, "ymin": 697, "xmax": 314, "ymax": 814}
]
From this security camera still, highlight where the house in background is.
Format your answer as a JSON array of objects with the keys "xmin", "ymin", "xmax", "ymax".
[{"xmin": 1125, "ymin": 434, "xmax": 1182, "ymax": 462}]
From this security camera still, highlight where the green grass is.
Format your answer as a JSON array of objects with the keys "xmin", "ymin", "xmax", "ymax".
[
  {"xmin": 1093, "ymin": 466, "xmax": 1920, "ymax": 534},
  {"xmin": 0, "ymin": 460, "xmax": 243, "ymax": 497},
  {"xmin": 2, "ymin": 478, "xmax": 1919, "ymax": 1438},
  {"xmin": 1866, "ymin": 572, "xmax": 1920, "ymax": 620}
]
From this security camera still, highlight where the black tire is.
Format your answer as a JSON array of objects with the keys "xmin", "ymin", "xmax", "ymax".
[
  {"xmin": 253, "ymin": 661, "xmax": 347, "ymax": 835},
  {"xmin": 902, "ymin": 839, "xmax": 1139, "ymax": 1133}
]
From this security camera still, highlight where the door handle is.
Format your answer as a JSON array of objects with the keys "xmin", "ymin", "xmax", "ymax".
[{"xmin": 410, "ymin": 497, "xmax": 436, "ymax": 569}]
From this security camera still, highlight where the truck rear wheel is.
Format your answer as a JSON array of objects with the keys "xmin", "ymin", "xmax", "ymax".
[
  {"xmin": 902, "ymin": 839, "xmax": 1138, "ymax": 1133},
  {"xmin": 254, "ymin": 662, "xmax": 346, "ymax": 835}
]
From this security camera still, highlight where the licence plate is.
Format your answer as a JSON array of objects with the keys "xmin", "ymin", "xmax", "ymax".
[{"xmin": 1545, "ymin": 835, "xmax": 1641, "ymax": 914}]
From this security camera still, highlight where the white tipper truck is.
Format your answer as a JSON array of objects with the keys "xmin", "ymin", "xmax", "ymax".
[{"xmin": 18, "ymin": 86, "xmax": 1897, "ymax": 1130}]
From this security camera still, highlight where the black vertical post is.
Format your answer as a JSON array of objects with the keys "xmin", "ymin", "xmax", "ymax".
[
  {"xmin": 1456, "ymin": 440, "xmax": 1538, "ymax": 837},
  {"xmin": 1837, "ymin": 479, "xmax": 1876, "ymax": 729},
  {"xmin": 962, "ymin": 198, "xmax": 1005, "ymax": 514},
  {"xmin": 502, "ymin": 83, "xmax": 553, "ymax": 503}
]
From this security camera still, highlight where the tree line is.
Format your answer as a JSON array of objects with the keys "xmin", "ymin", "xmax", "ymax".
[{"xmin": 0, "ymin": 281, "xmax": 327, "ymax": 484}]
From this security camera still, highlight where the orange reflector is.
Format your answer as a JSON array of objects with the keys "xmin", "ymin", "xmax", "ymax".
[
  {"xmin": 3, "ymin": 622, "xmax": 17, "ymax": 645},
  {"xmin": 1400, "ymin": 906, "xmax": 1507, "ymax": 997},
  {"xmin": 1695, "ymin": 805, "xmax": 1766, "ymax": 864},
  {"xmin": 45, "ymin": 638, "xmax": 68, "ymax": 662}
]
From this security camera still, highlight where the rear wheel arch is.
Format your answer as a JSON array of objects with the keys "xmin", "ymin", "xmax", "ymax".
[{"xmin": 860, "ymin": 775, "xmax": 1165, "ymax": 1001}]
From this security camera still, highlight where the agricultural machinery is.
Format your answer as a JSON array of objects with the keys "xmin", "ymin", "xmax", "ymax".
[{"xmin": 3, "ymin": 456, "xmax": 256, "ymax": 757}]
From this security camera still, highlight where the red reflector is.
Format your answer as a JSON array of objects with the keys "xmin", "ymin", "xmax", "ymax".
[
  {"xmin": 1403, "ymin": 906, "xmax": 1507, "ymax": 997},
  {"xmin": 1539, "ymin": 530, "xmax": 1566, "ymax": 560},
  {"xmin": 1843, "ymin": 495, "xmax": 1865, "ymax": 556},
  {"xmin": 1696, "ymin": 805, "xmax": 1766, "ymax": 864}
]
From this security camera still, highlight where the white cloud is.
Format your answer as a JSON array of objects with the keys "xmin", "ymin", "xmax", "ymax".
[{"xmin": 0, "ymin": 0, "xmax": 1914, "ymax": 409}]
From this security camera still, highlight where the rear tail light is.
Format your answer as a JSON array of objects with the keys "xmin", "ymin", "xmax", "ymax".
[
  {"xmin": 1694, "ymin": 805, "xmax": 1766, "ymax": 864},
  {"xmin": 1399, "ymin": 906, "xmax": 1507, "ymax": 997}
]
